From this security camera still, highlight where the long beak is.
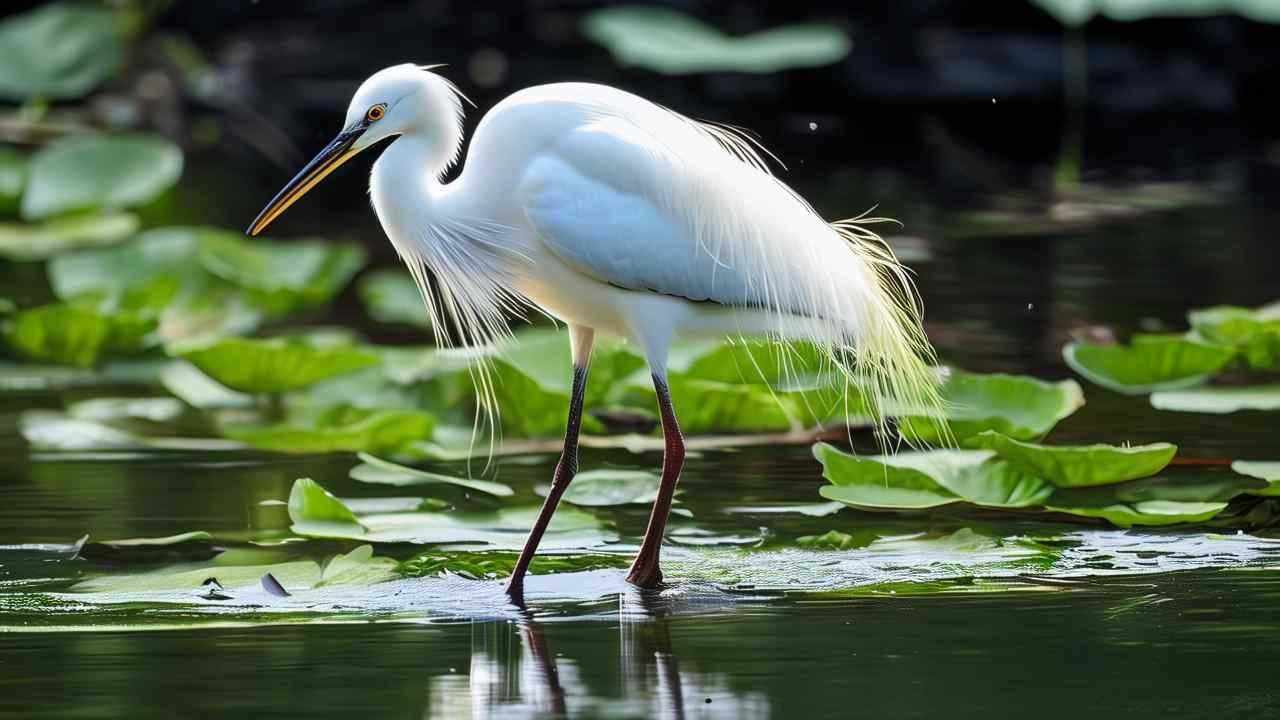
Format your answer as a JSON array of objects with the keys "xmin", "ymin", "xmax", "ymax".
[{"xmin": 246, "ymin": 125, "xmax": 367, "ymax": 236}]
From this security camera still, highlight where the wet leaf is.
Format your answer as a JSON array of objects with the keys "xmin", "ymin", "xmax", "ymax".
[
  {"xmin": 397, "ymin": 550, "xmax": 629, "ymax": 579},
  {"xmin": 79, "ymin": 531, "xmax": 221, "ymax": 564},
  {"xmin": 317, "ymin": 545, "xmax": 398, "ymax": 587},
  {"xmin": 171, "ymin": 337, "xmax": 379, "ymax": 394},
  {"xmin": 21, "ymin": 135, "xmax": 182, "ymax": 220},
  {"xmin": 358, "ymin": 269, "xmax": 430, "ymax": 327},
  {"xmin": 0, "ymin": 212, "xmax": 138, "ymax": 260},
  {"xmin": 0, "ymin": 3, "xmax": 122, "ymax": 101},
  {"xmin": 1045, "ymin": 500, "xmax": 1227, "ymax": 528},
  {"xmin": 899, "ymin": 370, "xmax": 1085, "ymax": 442},
  {"xmin": 540, "ymin": 469, "xmax": 659, "ymax": 507},
  {"xmin": 225, "ymin": 407, "xmax": 434, "ymax": 455},
  {"xmin": 583, "ymin": 7, "xmax": 850, "ymax": 74},
  {"xmin": 1232, "ymin": 461, "xmax": 1280, "ymax": 496},
  {"xmin": 197, "ymin": 234, "xmax": 365, "ymax": 315},
  {"xmin": 1063, "ymin": 338, "xmax": 1236, "ymax": 394},
  {"xmin": 71, "ymin": 560, "xmax": 322, "ymax": 595},
  {"xmin": 966, "ymin": 431, "xmax": 1177, "ymax": 488},
  {"xmin": 287, "ymin": 477, "xmax": 365, "ymax": 537},
  {"xmin": 1149, "ymin": 385, "xmax": 1280, "ymax": 414},
  {"xmin": 349, "ymin": 452, "xmax": 513, "ymax": 497},
  {"xmin": 1, "ymin": 302, "xmax": 155, "ymax": 367},
  {"xmin": 796, "ymin": 529, "xmax": 877, "ymax": 550}
]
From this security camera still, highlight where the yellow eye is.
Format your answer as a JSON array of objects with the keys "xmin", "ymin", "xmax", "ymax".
[{"xmin": 366, "ymin": 105, "xmax": 385, "ymax": 122}]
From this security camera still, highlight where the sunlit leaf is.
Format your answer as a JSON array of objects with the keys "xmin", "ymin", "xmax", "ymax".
[
  {"xmin": 287, "ymin": 477, "xmax": 365, "ymax": 536},
  {"xmin": 583, "ymin": 6, "xmax": 850, "ymax": 74},
  {"xmin": 357, "ymin": 269, "xmax": 430, "ymax": 327},
  {"xmin": 966, "ymin": 431, "xmax": 1176, "ymax": 487},
  {"xmin": 197, "ymin": 234, "xmax": 365, "ymax": 315},
  {"xmin": 1045, "ymin": 499, "xmax": 1227, "ymax": 528},
  {"xmin": 317, "ymin": 545, "xmax": 399, "ymax": 587},
  {"xmin": 1063, "ymin": 338, "xmax": 1236, "ymax": 394},
  {"xmin": 21, "ymin": 135, "xmax": 182, "ymax": 220},
  {"xmin": 170, "ymin": 337, "xmax": 379, "ymax": 394},
  {"xmin": 899, "ymin": 370, "xmax": 1085, "ymax": 442},
  {"xmin": 1149, "ymin": 385, "xmax": 1280, "ymax": 414},
  {"xmin": 0, "ymin": 212, "xmax": 138, "ymax": 261},
  {"xmin": 1188, "ymin": 303, "xmax": 1280, "ymax": 370},
  {"xmin": 813, "ymin": 442, "xmax": 962, "ymax": 510},
  {"xmin": 1, "ymin": 301, "xmax": 155, "ymax": 367},
  {"xmin": 796, "ymin": 529, "xmax": 878, "ymax": 550},
  {"xmin": 350, "ymin": 452, "xmax": 513, "ymax": 497},
  {"xmin": 1233, "ymin": 461, "xmax": 1280, "ymax": 496},
  {"xmin": 397, "ymin": 550, "xmax": 629, "ymax": 579},
  {"xmin": 0, "ymin": 3, "xmax": 122, "ymax": 101},
  {"xmin": 71, "ymin": 560, "xmax": 322, "ymax": 595},
  {"xmin": 225, "ymin": 407, "xmax": 434, "ymax": 455}
]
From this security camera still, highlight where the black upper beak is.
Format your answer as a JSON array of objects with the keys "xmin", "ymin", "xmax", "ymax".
[{"xmin": 246, "ymin": 124, "xmax": 367, "ymax": 236}]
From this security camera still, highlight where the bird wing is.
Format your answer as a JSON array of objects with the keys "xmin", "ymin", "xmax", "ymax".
[{"xmin": 519, "ymin": 116, "xmax": 760, "ymax": 307}]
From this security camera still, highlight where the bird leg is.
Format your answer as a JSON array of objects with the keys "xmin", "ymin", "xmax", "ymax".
[
  {"xmin": 626, "ymin": 373, "xmax": 685, "ymax": 588},
  {"xmin": 506, "ymin": 331, "xmax": 593, "ymax": 602}
]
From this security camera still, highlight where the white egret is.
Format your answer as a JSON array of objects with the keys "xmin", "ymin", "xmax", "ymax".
[{"xmin": 248, "ymin": 64, "xmax": 942, "ymax": 600}]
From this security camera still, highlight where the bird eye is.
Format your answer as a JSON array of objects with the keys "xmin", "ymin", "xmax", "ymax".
[{"xmin": 366, "ymin": 104, "xmax": 385, "ymax": 122}]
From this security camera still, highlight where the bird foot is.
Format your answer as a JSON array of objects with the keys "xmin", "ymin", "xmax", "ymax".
[{"xmin": 625, "ymin": 559, "xmax": 664, "ymax": 588}]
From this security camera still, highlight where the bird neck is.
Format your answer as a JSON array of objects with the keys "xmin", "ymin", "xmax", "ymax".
[{"xmin": 370, "ymin": 134, "xmax": 451, "ymax": 227}]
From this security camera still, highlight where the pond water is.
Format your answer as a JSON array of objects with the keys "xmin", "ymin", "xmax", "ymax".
[{"xmin": 3, "ymin": 145, "xmax": 1279, "ymax": 717}]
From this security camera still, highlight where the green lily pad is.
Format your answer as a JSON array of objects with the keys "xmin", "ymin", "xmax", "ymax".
[
  {"xmin": 618, "ymin": 374, "xmax": 798, "ymax": 433},
  {"xmin": 0, "ymin": 3, "xmax": 122, "ymax": 101},
  {"xmin": 21, "ymin": 135, "xmax": 182, "ymax": 220},
  {"xmin": 813, "ymin": 442, "xmax": 962, "ymax": 509},
  {"xmin": 0, "ymin": 212, "xmax": 138, "ymax": 261},
  {"xmin": 349, "ymin": 452, "xmax": 513, "ymax": 497},
  {"xmin": 1188, "ymin": 303, "xmax": 1280, "ymax": 370},
  {"xmin": 1149, "ymin": 385, "xmax": 1280, "ymax": 414},
  {"xmin": 666, "ymin": 338, "xmax": 825, "ymax": 384},
  {"xmin": 1063, "ymin": 338, "xmax": 1236, "ymax": 395},
  {"xmin": 197, "ymin": 234, "xmax": 365, "ymax": 315},
  {"xmin": 1, "ymin": 301, "xmax": 155, "ymax": 367},
  {"xmin": 0, "ymin": 147, "xmax": 24, "ymax": 215},
  {"xmin": 966, "ymin": 431, "xmax": 1177, "ymax": 488},
  {"xmin": 1232, "ymin": 461, "xmax": 1280, "ymax": 496},
  {"xmin": 397, "ymin": 550, "xmax": 630, "ymax": 579},
  {"xmin": 288, "ymin": 477, "xmax": 365, "ymax": 537},
  {"xmin": 170, "ymin": 337, "xmax": 379, "ymax": 394},
  {"xmin": 899, "ymin": 370, "xmax": 1085, "ymax": 442},
  {"xmin": 78, "ymin": 531, "xmax": 221, "ymax": 564},
  {"xmin": 316, "ymin": 545, "xmax": 399, "ymax": 587},
  {"xmin": 539, "ymin": 469, "xmax": 659, "ymax": 507},
  {"xmin": 583, "ymin": 6, "xmax": 850, "ymax": 74},
  {"xmin": 357, "ymin": 269, "xmax": 430, "ymax": 328},
  {"xmin": 225, "ymin": 407, "xmax": 434, "ymax": 455},
  {"xmin": 1045, "ymin": 500, "xmax": 1227, "ymax": 528},
  {"xmin": 71, "ymin": 560, "xmax": 323, "ymax": 595}
]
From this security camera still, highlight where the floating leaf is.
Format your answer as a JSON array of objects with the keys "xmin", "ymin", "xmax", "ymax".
[
  {"xmin": 0, "ymin": 147, "xmax": 24, "ymax": 215},
  {"xmin": 966, "ymin": 431, "xmax": 1177, "ymax": 488},
  {"xmin": 813, "ymin": 442, "xmax": 961, "ymax": 509},
  {"xmin": 899, "ymin": 370, "xmax": 1085, "ymax": 442},
  {"xmin": 796, "ymin": 529, "xmax": 877, "ymax": 550},
  {"xmin": 71, "ymin": 560, "xmax": 322, "ymax": 595},
  {"xmin": 1045, "ymin": 500, "xmax": 1227, "ymax": 528},
  {"xmin": 1149, "ymin": 385, "xmax": 1280, "ymax": 414},
  {"xmin": 0, "ymin": 3, "xmax": 122, "ymax": 101},
  {"xmin": 397, "ymin": 550, "xmax": 629, "ymax": 579},
  {"xmin": 1188, "ymin": 303, "xmax": 1280, "ymax": 370},
  {"xmin": 539, "ymin": 469, "xmax": 659, "ymax": 507},
  {"xmin": 225, "ymin": 407, "xmax": 434, "ymax": 455},
  {"xmin": 583, "ymin": 6, "xmax": 850, "ymax": 74},
  {"xmin": 723, "ymin": 501, "xmax": 844, "ymax": 517},
  {"xmin": 317, "ymin": 545, "xmax": 399, "ymax": 587},
  {"xmin": 0, "ymin": 212, "xmax": 138, "ymax": 261},
  {"xmin": 357, "ymin": 269, "xmax": 430, "ymax": 327},
  {"xmin": 1063, "ymin": 338, "xmax": 1236, "ymax": 395},
  {"xmin": 160, "ymin": 361, "xmax": 254, "ymax": 409},
  {"xmin": 288, "ymin": 477, "xmax": 365, "ymax": 536},
  {"xmin": 21, "ymin": 135, "xmax": 182, "ymax": 220},
  {"xmin": 1, "ymin": 302, "xmax": 155, "ymax": 367},
  {"xmin": 198, "ymin": 234, "xmax": 365, "ymax": 315},
  {"xmin": 171, "ymin": 337, "xmax": 379, "ymax": 394},
  {"xmin": 350, "ymin": 452, "xmax": 513, "ymax": 497},
  {"xmin": 79, "ymin": 531, "xmax": 221, "ymax": 564},
  {"xmin": 1233, "ymin": 461, "xmax": 1280, "ymax": 496}
]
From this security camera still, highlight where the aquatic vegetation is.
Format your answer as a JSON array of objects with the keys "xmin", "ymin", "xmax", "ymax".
[
  {"xmin": 897, "ymin": 370, "xmax": 1085, "ymax": 442},
  {"xmin": 170, "ymin": 337, "xmax": 380, "ymax": 395},
  {"xmin": 19, "ymin": 135, "xmax": 182, "ymax": 220},
  {"xmin": 0, "ymin": 3, "xmax": 121, "ymax": 101},
  {"xmin": 358, "ymin": 269, "xmax": 433, "ymax": 328},
  {"xmin": 1063, "ymin": 336, "xmax": 1237, "ymax": 394},
  {"xmin": 965, "ymin": 431, "xmax": 1176, "ymax": 487}
]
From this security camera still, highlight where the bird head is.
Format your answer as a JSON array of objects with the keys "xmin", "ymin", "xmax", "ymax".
[{"xmin": 247, "ymin": 63, "xmax": 463, "ymax": 236}]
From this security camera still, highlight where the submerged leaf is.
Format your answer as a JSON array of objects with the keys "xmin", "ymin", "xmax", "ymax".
[
  {"xmin": 966, "ymin": 431, "xmax": 1176, "ymax": 488},
  {"xmin": 0, "ymin": 3, "xmax": 122, "ymax": 101},
  {"xmin": 1149, "ymin": 385, "xmax": 1280, "ymax": 414},
  {"xmin": 171, "ymin": 337, "xmax": 379, "ymax": 394},
  {"xmin": 899, "ymin": 370, "xmax": 1084, "ymax": 442},
  {"xmin": 1063, "ymin": 338, "xmax": 1236, "ymax": 394},
  {"xmin": 21, "ymin": 135, "xmax": 182, "ymax": 220}
]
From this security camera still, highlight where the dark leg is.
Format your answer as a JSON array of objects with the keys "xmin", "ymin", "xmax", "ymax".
[
  {"xmin": 506, "ymin": 363, "xmax": 589, "ymax": 602},
  {"xmin": 626, "ymin": 373, "xmax": 685, "ymax": 588}
]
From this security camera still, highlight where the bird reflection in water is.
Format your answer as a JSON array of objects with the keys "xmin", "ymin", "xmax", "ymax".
[{"xmin": 428, "ymin": 588, "xmax": 769, "ymax": 718}]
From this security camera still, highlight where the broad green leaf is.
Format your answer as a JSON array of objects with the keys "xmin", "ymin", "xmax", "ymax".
[
  {"xmin": 0, "ymin": 147, "xmax": 24, "ymax": 215},
  {"xmin": 350, "ymin": 452, "xmax": 513, "ymax": 497},
  {"xmin": 966, "ymin": 431, "xmax": 1177, "ymax": 487},
  {"xmin": 160, "ymin": 361, "xmax": 254, "ymax": 409},
  {"xmin": 539, "ymin": 469, "xmax": 659, "ymax": 507},
  {"xmin": 358, "ymin": 269, "xmax": 430, "ymax": 327},
  {"xmin": 796, "ymin": 529, "xmax": 878, "ymax": 550},
  {"xmin": 197, "ymin": 234, "xmax": 365, "ymax": 315},
  {"xmin": 0, "ymin": 212, "xmax": 138, "ymax": 260},
  {"xmin": 287, "ymin": 477, "xmax": 365, "ymax": 536},
  {"xmin": 1149, "ymin": 385, "xmax": 1280, "ymax": 414},
  {"xmin": 49, "ymin": 226, "xmax": 208, "ymax": 298},
  {"xmin": 618, "ymin": 374, "xmax": 797, "ymax": 433},
  {"xmin": 1188, "ymin": 303, "xmax": 1280, "ymax": 370},
  {"xmin": 583, "ymin": 7, "xmax": 850, "ymax": 74},
  {"xmin": 899, "ymin": 370, "xmax": 1085, "ymax": 442},
  {"xmin": 317, "ymin": 545, "xmax": 399, "ymax": 587},
  {"xmin": 0, "ymin": 3, "xmax": 122, "ymax": 101},
  {"xmin": 78, "ymin": 531, "xmax": 220, "ymax": 564},
  {"xmin": 1032, "ymin": 0, "xmax": 1280, "ymax": 27},
  {"xmin": 1045, "ymin": 500, "xmax": 1227, "ymax": 528},
  {"xmin": 1232, "ymin": 461, "xmax": 1280, "ymax": 496},
  {"xmin": 666, "ymin": 338, "xmax": 825, "ymax": 384},
  {"xmin": 1063, "ymin": 338, "xmax": 1236, "ymax": 394},
  {"xmin": 1049, "ymin": 471, "xmax": 1265, "ymax": 504},
  {"xmin": 71, "ymin": 560, "xmax": 322, "ymax": 594},
  {"xmin": 397, "ymin": 550, "xmax": 630, "ymax": 579},
  {"xmin": 1, "ymin": 302, "xmax": 155, "ymax": 367},
  {"xmin": 813, "ymin": 442, "xmax": 962, "ymax": 509},
  {"xmin": 21, "ymin": 135, "xmax": 182, "ymax": 220},
  {"xmin": 225, "ymin": 407, "xmax": 434, "ymax": 455},
  {"xmin": 171, "ymin": 337, "xmax": 379, "ymax": 394}
]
